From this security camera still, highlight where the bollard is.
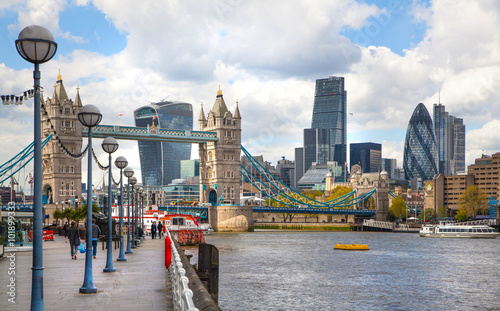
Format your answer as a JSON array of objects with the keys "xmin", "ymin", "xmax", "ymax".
[{"xmin": 165, "ymin": 235, "xmax": 172, "ymax": 268}]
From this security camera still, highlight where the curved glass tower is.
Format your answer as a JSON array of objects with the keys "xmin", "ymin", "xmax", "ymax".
[
  {"xmin": 134, "ymin": 101, "xmax": 193, "ymax": 186},
  {"xmin": 403, "ymin": 103, "xmax": 438, "ymax": 182}
]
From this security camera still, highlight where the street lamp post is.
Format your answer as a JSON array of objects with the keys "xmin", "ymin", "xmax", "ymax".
[
  {"xmin": 16, "ymin": 25, "xmax": 57, "ymax": 311},
  {"xmin": 78, "ymin": 104, "xmax": 102, "ymax": 294},
  {"xmin": 138, "ymin": 187, "xmax": 144, "ymax": 241},
  {"xmin": 123, "ymin": 168, "xmax": 134, "ymax": 253},
  {"xmin": 74, "ymin": 198, "xmax": 78, "ymax": 210},
  {"xmin": 115, "ymin": 156, "xmax": 128, "ymax": 261},
  {"xmin": 129, "ymin": 177, "xmax": 137, "ymax": 248},
  {"xmin": 101, "ymin": 137, "xmax": 118, "ymax": 273}
]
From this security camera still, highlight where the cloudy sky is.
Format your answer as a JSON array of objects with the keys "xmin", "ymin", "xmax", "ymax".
[{"xmin": 1, "ymin": 0, "xmax": 500, "ymax": 188}]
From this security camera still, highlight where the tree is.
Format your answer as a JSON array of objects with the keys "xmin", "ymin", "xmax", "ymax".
[
  {"xmin": 326, "ymin": 186, "xmax": 354, "ymax": 206},
  {"xmin": 420, "ymin": 209, "xmax": 436, "ymax": 222},
  {"xmin": 437, "ymin": 206, "xmax": 447, "ymax": 218},
  {"xmin": 313, "ymin": 190, "xmax": 323, "ymax": 198},
  {"xmin": 53, "ymin": 209, "xmax": 63, "ymax": 225},
  {"xmin": 455, "ymin": 209, "xmax": 468, "ymax": 222},
  {"xmin": 386, "ymin": 209, "xmax": 396, "ymax": 222},
  {"xmin": 458, "ymin": 185, "xmax": 489, "ymax": 219},
  {"xmin": 389, "ymin": 196, "xmax": 406, "ymax": 220}
]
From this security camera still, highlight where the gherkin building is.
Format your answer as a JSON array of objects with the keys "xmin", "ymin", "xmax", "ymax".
[{"xmin": 403, "ymin": 103, "xmax": 438, "ymax": 181}]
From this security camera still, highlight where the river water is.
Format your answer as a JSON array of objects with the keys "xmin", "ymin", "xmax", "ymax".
[{"xmin": 205, "ymin": 230, "xmax": 500, "ymax": 311}]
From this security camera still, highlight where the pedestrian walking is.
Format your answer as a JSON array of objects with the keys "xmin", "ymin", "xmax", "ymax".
[
  {"xmin": 91, "ymin": 219, "xmax": 101, "ymax": 259},
  {"xmin": 151, "ymin": 221, "xmax": 157, "ymax": 239},
  {"xmin": 65, "ymin": 221, "xmax": 81, "ymax": 260},
  {"xmin": 157, "ymin": 221, "xmax": 163, "ymax": 238}
]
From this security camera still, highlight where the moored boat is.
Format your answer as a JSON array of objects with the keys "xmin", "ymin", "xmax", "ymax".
[
  {"xmin": 334, "ymin": 243, "xmax": 369, "ymax": 250},
  {"xmin": 419, "ymin": 221, "xmax": 499, "ymax": 239},
  {"xmin": 163, "ymin": 214, "xmax": 205, "ymax": 245}
]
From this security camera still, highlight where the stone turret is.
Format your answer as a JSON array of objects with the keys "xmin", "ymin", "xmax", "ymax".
[{"xmin": 199, "ymin": 87, "xmax": 251, "ymax": 231}]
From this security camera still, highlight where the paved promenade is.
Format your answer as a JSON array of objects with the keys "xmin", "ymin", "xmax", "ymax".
[{"xmin": 0, "ymin": 235, "xmax": 172, "ymax": 310}]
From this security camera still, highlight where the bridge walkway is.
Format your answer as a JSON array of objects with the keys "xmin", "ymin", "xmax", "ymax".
[{"xmin": 0, "ymin": 235, "xmax": 172, "ymax": 310}]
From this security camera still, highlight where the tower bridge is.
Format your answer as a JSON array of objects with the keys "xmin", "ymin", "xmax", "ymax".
[{"xmin": 4, "ymin": 72, "xmax": 390, "ymax": 233}]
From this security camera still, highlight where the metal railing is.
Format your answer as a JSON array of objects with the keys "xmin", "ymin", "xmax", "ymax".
[
  {"xmin": 363, "ymin": 219, "xmax": 395, "ymax": 230},
  {"xmin": 166, "ymin": 229, "xmax": 199, "ymax": 311}
]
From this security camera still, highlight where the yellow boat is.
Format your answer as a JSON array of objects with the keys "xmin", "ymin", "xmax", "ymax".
[{"xmin": 334, "ymin": 243, "xmax": 369, "ymax": 251}]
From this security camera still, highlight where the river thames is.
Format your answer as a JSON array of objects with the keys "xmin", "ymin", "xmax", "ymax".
[{"xmin": 205, "ymin": 230, "xmax": 500, "ymax": 311}]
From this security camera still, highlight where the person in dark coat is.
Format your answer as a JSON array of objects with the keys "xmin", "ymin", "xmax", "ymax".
[
  {"xmin": 151, "ymin": 221, "xmax": 157, "ymax": 239},
  {"xmin": 157, "ymin": 221, "xmax": 163, "ymax": 238},
  {"xmin": 91, "ymin": 219, "xmax": 101, "ymax": 259},
  {"xmin": 65, "ymin": 221, "xmax": 81, "ymax": 260}
]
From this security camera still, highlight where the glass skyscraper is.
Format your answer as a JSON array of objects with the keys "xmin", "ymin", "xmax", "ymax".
[
  {"xmin": 303, "ymin": 128, "xmax": 330, "ymax": 173},
  {"xmin": 134, "ymin": 101, "xmax": 193, "ymax": 186},
  {"xmin": 311, "ymin": 76, "xmax": 347, "ymax": 181},
  {"xmin": 350, "ymin": 142, "xmax": 382, "ymax": 173},
  {"xmin": 403, "ymin": 103, "xmax": 438, "ymax": 182},
  {"xmin": 433, "ymin": 104, "xmax": 466, "ymax": 175}
]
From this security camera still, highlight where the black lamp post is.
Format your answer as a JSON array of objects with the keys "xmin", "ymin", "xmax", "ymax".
[
  {"xmin": 78, "ymin": 104, "xmax": 102, "ymax": 294},
  {"xmin": 101, "ymin": 137, "xmax": 118, "ymax": 273},
  {"xmin": 115, "ymin": 156, "xmax": 128, "ymax": 261},
  {"xmin": 129, "ymin": 178, "xmax": 138, "ymax": 248},
  {"xmin": 124, "ymin": 170, "xmax": 135, "ymax": 252},
  {"xmin": 138, "ymin": 187, "xmax": 143, "ymax": 240},
  {"xmin": 127, "ymin": 177, "xmax": 137, "ymax": 252},
  {"xmin": 16, "ymin": 25, "xmax": 57, "ymax": 311}
]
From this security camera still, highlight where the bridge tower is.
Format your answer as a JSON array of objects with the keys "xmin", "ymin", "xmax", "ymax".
[
  {"xmin": 41, "ymin": 71, "xmax": 83, "ymax": 209},
  {"xmin": 349, "ymin": 164, "xmax": 390, "ymax": 221},
  {"xmin": 198, "ymin": 87, "xmax": 252, "ymax": 231}
]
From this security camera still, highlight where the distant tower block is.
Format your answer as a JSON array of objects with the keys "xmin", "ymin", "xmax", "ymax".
[
  {"xmin": 41, "ymin": 72, "xmax": 83, "ymax": 210},
  {"xmin": 198, "ymin": 87, "xmax": 252, "ymax": 231}
]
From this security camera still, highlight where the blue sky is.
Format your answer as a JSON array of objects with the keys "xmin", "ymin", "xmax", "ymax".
[{"xmin": 1, "ymin": 0, "xmax": 500, "ymax": 186}]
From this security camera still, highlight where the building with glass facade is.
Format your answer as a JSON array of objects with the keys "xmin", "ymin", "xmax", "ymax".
[
  {"xmin": 180, "ymin": 159, "xmax": 199, "ymax": 179},
  {"xmin": 381, "ymin": 158, "xmax": 398, "ymax": 179},
  {"xmin": 303, "ymin": 128, "xmax": 330, "ymax": 173},
  {"xmin": 311, "ymin": 76, "xmax": 347, "ymax": 181},
  {"xmin": 350, "ymin": 142, "xmax": 382, "ymax": 173},
  {"xmin": 403, "ymin": 103, "xmax": 438, "ymax": 183},
  {"xmin": 433, "ymin": 104, "xmax": 466, "ymax": 175},
  {"xmin": 134, "ymin": 101, "xmax": 193, "ymax": 186}
]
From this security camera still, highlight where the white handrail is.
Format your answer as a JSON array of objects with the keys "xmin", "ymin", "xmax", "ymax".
[{"xmin": 166, "ymin": 230, "xmax": 199, "ymax": 311}]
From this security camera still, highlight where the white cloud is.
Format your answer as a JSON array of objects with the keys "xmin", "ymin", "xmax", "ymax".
[{"xmin": 2, "ymin": 0, "xmax": 500, "ymax": 187}]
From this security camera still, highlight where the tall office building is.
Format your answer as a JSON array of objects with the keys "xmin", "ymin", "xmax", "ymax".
[
  {"xmin": 381, "ymin": 158, "xmax": 398, "ymax": 179},
  {"xmin": 180, "ymin": 159, "xmax": 199, "ymax": 179},
  {"xmin": 311, "ymin": 76, "xmax": 347, "ymax": 181},
  {"xmin": 134, "ymin": 101, "xmax": 193, "ymax": 186},
  {"xmin": 303, "ymin": 128, "xmax": 330, "ymax": 173},
  {"xmin": 433, "ymin": 104, "xmax": 466, "ymax": 175},
  {"xmin": 294, "ymin": 147, "xmax": 304, "ymax": 189},
  {"xmin": 403, "ymin": 103, "xmax": 438, "ymax": 182},
  {"xmin": 350, "ymin": 142, "xmax": 382, "ymax": 173}
]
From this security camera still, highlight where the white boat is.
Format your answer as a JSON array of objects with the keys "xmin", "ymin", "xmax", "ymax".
[
  {"xmin": 419, "ymin": 220, "xmax": 499, "ymax": 239},
  {"xmin": 199, "ymin": 223, "xmax": 214, "ymax": 235}
]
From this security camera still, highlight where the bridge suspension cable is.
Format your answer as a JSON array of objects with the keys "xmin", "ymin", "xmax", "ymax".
[
  {"xmin": 0, "ymin": 134, "xmax": 52, "ymax": 184},
  {"xmin": 241, "ymin": 145, "xmax": 377, "ymax": 209}
]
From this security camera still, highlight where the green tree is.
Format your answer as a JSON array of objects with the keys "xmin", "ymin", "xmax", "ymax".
[
  {"xmin": 389, "ymin": 196, "xmax": 406, "ymax": 220},
  {"xmin": 386, "ymin": 209, "xmax": 396, "ymax": 222},
  {"xmin": 455, "ymin": 209, "xmax": 468, "ymax": 222},
  {"xmin": 326, "ymin": 186, "xmax": 353, "ymax": 206},
  {"xmin": 420, "ymin": 209, "xmax": 436, "ymax": 222},
  {"xmin": 53, "ymin": 209, "xmax": 63, "ymax": 225},
  {"xmin": 437, "ymin": 206, "xmax": 447, "ymax": 218},
  {"xmin": 458, "ymin": 185, "xmax": 489, "ymax": 219},
  {"xmin": 313, "ymin": 190, "xmax": 323, "ymax": 198}
]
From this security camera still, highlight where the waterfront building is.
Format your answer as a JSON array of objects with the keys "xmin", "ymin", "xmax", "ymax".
[
  {"xmin": 424, "ymin": 153, "xmax": 500, "ymax": 216},
  {"xmin": 403, "ymin": 103, "xmax": 438, "ymax": 185},
  {"xmin": 41, "ymin": 72, "xmax": 83, "ymax": 205},
  {"xmin": 134, "ymin": 101, "xmax": 193, "ymax": 186},
  {"xmin": 297, "ymin": 162, "xmax": 339, "ymax": 190},
  {"xmin": 198, "ymin": 88, "xmax": 241, "ymax": 206},
  {"xmin": 311, "ymin": 76, "xmax": 347, "ymax": 181},
  {"xmin": 294, "ymin": 147, "xmax": 304, "ymax": 188},
  {"xmin": 276, "ymin": 157, "xmax": 295, "ymax": 188},
  {"xmin": 433, "ymin": 104, "xmax": 466, "ymax": 175},
  {"xmin": 381, "ymin": 158, "xmax": 398, "ymax": 179},
  {"xmin": 180, "ymin": 159, "xmax": 200, "ymax": 179},
  {"xmin": 350, "ymin": 142, "xmax": 382, "ymax": 173}
]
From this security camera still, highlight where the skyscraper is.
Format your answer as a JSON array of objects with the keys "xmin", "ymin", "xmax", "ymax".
[
  {"xmin": 381, "ymin": 158, "xmax": 398, "ymax": 179},
  {"xmin": 350, "ymin": 142, "xmax": 382, "ymax": 173},
  {"xmin": 403, "ymin": 103, "xmax": 438, "ymax": 183},
  {"xmin": 303, "ymin": 128, "xmax": 330, "ymax": 173},
  {"xmin": 134, "ymin": 101, "xmax": 193, "ymax": 186},
  {"xmin": 433, "ymin": 104, "xmax": 466, "ymax": 175},
  {"xmin": 311, "ymin": 76, "xmax": 347, "ymax": 180}
]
